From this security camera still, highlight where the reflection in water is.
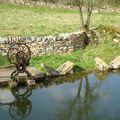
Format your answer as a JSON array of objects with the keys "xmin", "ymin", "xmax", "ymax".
[
  {"xmin": 1, "ymin": 87, "xmax": 32, "ymax": 120},
  {"xmin": 58, "ymin": 75, "xmax": 102, "ymax": 120},
  {"xmin": 95, "ymin": 71, "xmax": 109, "ymax": 80},
  {"xmin": 0, "ymin": 71, "xmax": 120, "ymax": 120}
]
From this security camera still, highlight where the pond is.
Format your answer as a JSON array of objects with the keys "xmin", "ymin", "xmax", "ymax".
[{"xmin": 0, "ymin": 71, "xmax": 120, "ymax": 120}]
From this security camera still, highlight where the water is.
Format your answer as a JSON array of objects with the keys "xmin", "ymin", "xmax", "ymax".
[{"xmin": 0, "ymin": 71, "xmax": 120, "ymax": 120}]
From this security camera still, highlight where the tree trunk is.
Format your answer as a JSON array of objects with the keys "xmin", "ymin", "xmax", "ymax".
[
  {"xmin": 78, "ymin": 0, "xmax": 85, "ymax": 31},
  {"xmin": 85, "ymin": 0, "xmax": 93, "ymax": 32},
  {"xmin": 78, "ymin": 0, "xmax": 93, "ymax": 32}
]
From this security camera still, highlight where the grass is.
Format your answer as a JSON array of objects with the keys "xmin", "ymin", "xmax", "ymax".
[
  {"xmin": 0, "ymin": 55, "xmax": 10, "ymax": 68},
  {"xmin": 0, "ymin": 3, "xmax": 120, "ymax": 36}
]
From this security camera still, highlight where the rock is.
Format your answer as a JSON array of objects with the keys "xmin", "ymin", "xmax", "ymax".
[
  {"xmin": 68, "ymin": 69, "xmax": 74, "ymax": 74},
  {"xmin": 110, "ymin": 56, "xmax": 120, "ymax": 69},
  {"xmin": 56, "ymin": 61, "xmax": 74, "ymax": 75},
  {"xmin": 9, "ymin": 81, "xmax": 18, "ymax": 88},
  {"xmin": 27, "ymin": 67, "xmax": 44, "ymax": 79},
  {"xmin": 27, "ymin": 80, "xmax": 36, "ymax": 86},
  {"xmin": 94, "ymin": 57, "xmax": 111, "ymax": 71},
  {"xmin": 117, "ymin": 22, "xmax": 120, "ymax": 28},
  {"xmin": 115, "ymin": 33, "xmax": 120, "ymax": 38},
  {"xmin": 41, "ymin": 63, "xmax": 59, "ymax": 76},
  {"xmin": 113, "ymin": 38, "xmax": 120, "ymax": 43}
]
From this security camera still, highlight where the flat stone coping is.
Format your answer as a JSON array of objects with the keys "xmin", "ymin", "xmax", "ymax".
[
  {"xmin": 0, "ymin": 68, "xmax": 13, "ymax": 87},
  {"xmin": 0, "ymin": 68, "xmax": 37, "ymax": 87}
]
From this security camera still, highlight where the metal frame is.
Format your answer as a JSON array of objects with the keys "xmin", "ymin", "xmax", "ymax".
[{"xmin": 7, "ymin": 43, "xmax": 32, "ymax": 82}]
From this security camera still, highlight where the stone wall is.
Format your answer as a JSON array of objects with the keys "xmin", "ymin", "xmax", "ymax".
[
  {"xmin": 0, "ymin": 32, "xmax": 89, "ymax": 56},
  {"xmin": 0, "ymin": 0, "xmax": 31, "ymax": 5},
  {"xmin": 0, "ymin": 0, "xmax": 76, "ymax": 9}
]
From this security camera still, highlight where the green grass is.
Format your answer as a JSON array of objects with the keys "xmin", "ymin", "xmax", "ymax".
[
  {"xmin": 0, "ymin": 3, "xmax": 120, "ymax": 36},
  {"xmin": 0, "ymin": 55, "xmax": 10, "ymax": 68}
]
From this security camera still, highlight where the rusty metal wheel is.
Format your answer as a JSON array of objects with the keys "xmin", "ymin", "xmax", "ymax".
[{"xmin": 7, "ymin": 43, "xmax": 31, "ymax": 64}]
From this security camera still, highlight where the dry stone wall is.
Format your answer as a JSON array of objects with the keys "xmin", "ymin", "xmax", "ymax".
[
  {"xmin": 0, "ymin": 0, "xmax": 31, "ymax": 5},
  {"xmin": 0, "ymin": 32, "xmax": 89, "ymax": 56}
]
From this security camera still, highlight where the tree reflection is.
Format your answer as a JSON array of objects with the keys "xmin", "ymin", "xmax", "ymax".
[{"xmin": 58, "ymin": 75, "xmax": 102, "ymax": 120}]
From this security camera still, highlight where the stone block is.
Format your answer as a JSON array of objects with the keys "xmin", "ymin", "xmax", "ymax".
[
  {"xmin": 27, "ymin": 67, "xmax": 44, "ymax": 79},
  {"xmin": 57, "ymin": 61, "xmax": 74, "ymax": 75},
  {"xmin": 27, "ymin": 80, "xmax": 36, "ymax": 86},
  {"xmin": 95, "ymin": 57, "xmax": 111, "ymax": 71},
  {"xmin": 113, "ymin": 38, "xmax": 120, "ymax": 44},
  {"xmin": 110, "ymin": 56, "xmax": 120, "ymax": 69}
]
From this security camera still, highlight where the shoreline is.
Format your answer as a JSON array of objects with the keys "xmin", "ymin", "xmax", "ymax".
[{"xmin": 0, "ymin": 67, "xmax": 119, "ymax": 88}]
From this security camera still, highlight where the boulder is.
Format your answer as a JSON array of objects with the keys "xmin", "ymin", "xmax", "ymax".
[
  {"xmin": 110, "ymin": 56, "xmax": 120, "ymax": 69},
  {"xmin": 27, "ymin": 80, "xmax": 36, "ymax": 86},
  {"xmin": 27, "ymin": 67, "xmax": 44, "ymax": 79},
  {"xmin": 113, "ymin": 38, "xmax": 120, "ymax": 44},
  {"xmin": 56, "ymin": 61, "xmax": 74, "ymax": 75},
  {"xmin": 115, "ymin": 33, "xmax": 120, "ymax": 38},
  {"xmin": 41, "ymin": 63, "xmax": 59, "ymax": 76},
  {"xmin": 94, "ymin": 57, "xmax": 111, "ymax": 71}
]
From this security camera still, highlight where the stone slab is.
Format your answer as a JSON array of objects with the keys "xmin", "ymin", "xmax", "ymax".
[
  {"xmin": 110, "ymin": 56, "xmax": 120, "ymax": 69},
  {"xmin": 57, "ymin": 61, "xmax": 74, "ymax": 75},
  {"xmin": 94, "ymin": 57, "xmax": 111, "ymax": 71}
]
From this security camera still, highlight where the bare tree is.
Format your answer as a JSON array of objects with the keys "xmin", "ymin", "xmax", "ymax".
[{"xmin": 78, "ymin": 0, "xmax": 93, "ymax": 32}]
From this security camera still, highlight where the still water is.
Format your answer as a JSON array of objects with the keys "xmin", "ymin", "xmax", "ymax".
[{"xmin": 0, "ymin": 71, "xmax": 120, "ymax": 120}]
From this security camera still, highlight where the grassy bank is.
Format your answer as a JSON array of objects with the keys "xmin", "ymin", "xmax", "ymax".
[
  {"xmin": 0, "ymin": 3, "xmax": 120, "ymax": 36},
  {"xmin": 30, "ymin": 32, "xmax": 120, "ymax": 71}
]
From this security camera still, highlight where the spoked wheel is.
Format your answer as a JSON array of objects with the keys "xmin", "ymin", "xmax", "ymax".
[{"xmin": 7, "ymin": 43, "xmax": 31, "ymax": 64}]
